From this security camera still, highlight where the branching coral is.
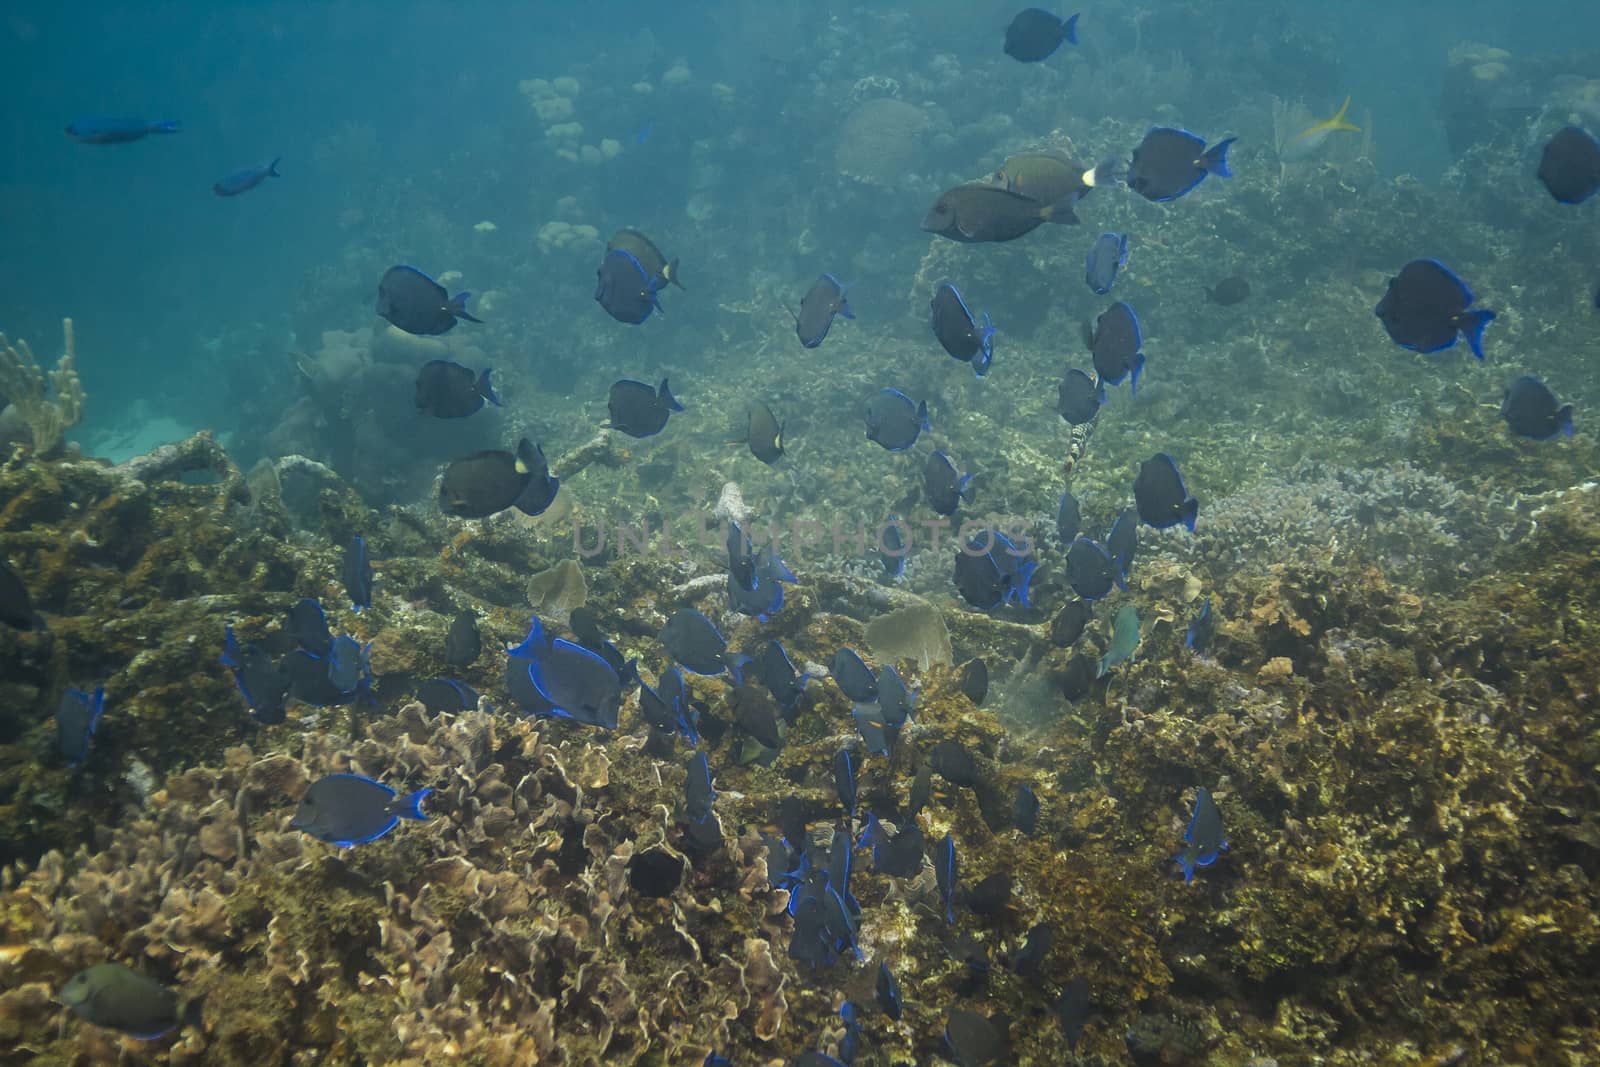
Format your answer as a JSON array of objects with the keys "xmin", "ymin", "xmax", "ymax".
[{"xmin": 0, "ymin": 318, "xmax": 85, "ymax": 454}]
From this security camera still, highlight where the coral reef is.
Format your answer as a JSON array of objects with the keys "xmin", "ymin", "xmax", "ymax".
[{"xmin": 0, "ymin": 320, "xmax": 85, "ymax": 455}]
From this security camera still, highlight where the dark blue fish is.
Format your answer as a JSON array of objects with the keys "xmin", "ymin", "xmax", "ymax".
[
  {"xmin": 0, "ymin": 558, "xmax": 46, "ymax": 631},
  {"xmin": 795, "ymin": 274, "xmax": 853, "ymax": 348},
  {"xmin": 1186, "ymin": 597, "xmax": 1215, "ymax": 655},
  {"xmin": 1537, "ymin": 125, "xmax": 1600, "ymax": 205},
  {"xmin": 865, "ymin": 389, "xmax": 929, "ymax": 451},
  {"xmin": 220, "ymin": 624, "xmax": 289, "ymax": 724},
  {"xmin": 935, "ymin": 832, "xmax": 958, "ymax": 924},
  {"xmin": 954, "ymin": 538, "xmax": 1006, "ymax": 610},
  {"xmin": 685, "ymin": 751, "xmax": 716, "ymax": 822},
  {"xmin": 1126, "ymin": 127, "xmax": 1235, "ymax": 202},
  {"xmin": 877, "ymin": 664, "xmax": 916, "ymax": 728},
  {"xmin": 1013, "ymin": 784, "xmax": 1039, "ymax": 836},
  {"xmin": 930, "ymin": 282, "xmax": 996, "ymax": 377},
  {"xmin": 852, "ymin": 704, "xmax": 895, "ymax": 756},
  {"xmin": 728, "ymin": 545, "xmax": 795, "ymax": 622},
  {"xmin": 1057, "ymin": 367, "xmax": 1103, "ymax": 425},
  {"xmin": 1056, "ymin": 489, "xmax": 1082, "ymax": 544},
  {"xmin": 876, "ymin": 960, "xmax": 903, "ymax": 1020},
  {"xmin": 703, "ymin": 1055, "xmax": 732, "ymax": 1067},
  {"xmin": 65, "ymin": 116, "xmax": 180, "ymax": 144},
  {"xmin": 659, "ymin": 609, "xmax": 743, "ymax": 681},
  {"xmin": 287, "ymin": 598, "xmax": 332, "ymax": 656},
  {"xmin": 838, "ymin": 1001, "xmax": 863, "ymax": 1064},
  {"xmin": 283, "ymin": 650, "xmax": 347, "ymax": 707},
  {"xmin": 731, "ymin": 685, "xmax": 784, "ymax": 749},
  {"xmin": 924, "ymin": 451, "xmax": 973, "ymax": 516},
  {"xmin": 831, "ymin": 648, "xmax": 878, "ymax": 703},
  {"xmin": 752, "ymin": 638, "xmax": 808, "ymax": 710},
  {"xmin": 1066, "ymin": 536, "xmax": 1120, "ymax": 600},
  {"xmin": 1106, "ymin": 507, "xmax": 1138, "ymax": 579},
  {"xmin": 1012, "ymin": 920, "xmax": 1052, "ymax": 977},
  {"xmin": 1174, "ymin": 787, "xmax": 1227, "ymax": 883},
  {"xmin": 1058, "ymin": 976, "xmax": 1091, "ymax": 1050},
  {"xmin": 959, "ymin": 658, "xmax": 988, "ymax": 705},
  {"xmin": 291, "ymin": 773, "xmax": 431, "ymax": 847},
  {"xmin": 595, "ymin": 249, "xmax": 663, "ymax": 325},
  {"xmin": 1085, "ymin": 301, "xmax": 1145, "ymax": 394},
  {"xmin": 415, "ymin": 360, "xmax": 500, "ymax": 418},
  {"xmin": 1501, "ymin": 375, "xmax": 1575, "ymax": 440},
  {"xmin": 377, "ymin": 265, "xmax": 483, "ymax": 336},
  {"xmin": 607, "ymin": 377, "xmax": 684, "ymax": 438},
  {"xmin": 1051, "ymin": 598, "xmax": 1093, "ymax": 648},
  {"xmin": 1085, "ymin": 232, "xmax": 1128, "ymax": 294},
  {"xmin": 57, "ymin": 686, "xmax": 105, "ymax": 766},
  {"xmin": 823, "ymin": 885, "xmax": 862, "ymax": 960},
  {"xmin": 1374, "ymin": 259, "xmax": 1496, "ymax": 360},
  {"xmin": 879, "ymin": 515, "xmax": 908, "ymax": 578},
  {"xmin": 867, "ymin": 819, "xmax": 924, "ymax": 877},
  {"xmin": 342, "ymin": 536, "xmax": 371, "ymax": 612},
  {"xmin": 528, "ymin": 628, "xmax": 624, "ymax": 729},
  {"xmin": 833, "ymin": 747, "xmax": 857, "ymax": 817},
  {"xmin": 213, "ymin": 158, "xmax": 280, "ymax": 197},
  {"xmin": 908, "ymin": 764, "xmax": 934, "ymax": 816},
  {"xmin": 327, "ymin": 635, "xmax": 371, "ymax": 695},
  {"xmin": 445, "ymin": 610, "xmax": 481, "ymax": 667},
  {"xmin": 1003, "ymin": 9, "xmax": 1079, "ymax": 62},
  {"xmin": 930, "ymin": 739, "xmax": 981, "ymax": 788},
  {"xmin": 1134, "ymin": 453, "xmax": 1199, "ymax": 531},
  {"xmin": 635, "ymin": 121, "xmax": 654, "ymax": 146},
  {"xmin": 416, "ymin": 677, "xmax": 478, "ymax": 714},
  {"xmin": 59, "ymin": 963, "xmax": 196, "ymax": 1040},
  {"xmin": 944, "ymin": 1008, "xmax": 1006, "ymax": 1067}
]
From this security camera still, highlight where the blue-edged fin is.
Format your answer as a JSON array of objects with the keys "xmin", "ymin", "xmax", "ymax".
[
  {"xmin": 450, "ymin": 292, "xmax": 484, "ymax": 324},
  {"xmin": 1202, "ymin": 137, "xmax": 1236, "ymax": 178},
  {"xmin": 1460, "ymin": 308, "xmax": 1496, "ymax": 361},
  {"xmin": 659, "ymin": 377, "xmax": 686, "ymax": 412},
  {"xmin": 477, "ymin": 368, "xmax": 501, "ymax": 406}
]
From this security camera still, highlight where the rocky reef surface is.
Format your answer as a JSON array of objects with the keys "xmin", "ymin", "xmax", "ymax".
[{"xmin": 1, "ymin": 406, "xmax": 1597, "ymax": 1065}]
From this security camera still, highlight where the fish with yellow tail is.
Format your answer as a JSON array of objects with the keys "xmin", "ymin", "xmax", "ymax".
[{"xmin": 1278, "ymin": 96, "xmax": 1362, "ymax": 162}]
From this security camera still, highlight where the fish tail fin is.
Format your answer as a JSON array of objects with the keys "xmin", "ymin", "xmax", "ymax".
[
  {"xmin": 916, "ymin": 400, "xmax": 930, "ymax": 432},
  {"xmin": 958, "ymin": 473, "xmax": 975, "ymax": 501},
  {"xmin": 1461, "ymin": 308, "xmax": 1495, "ymax": 360},
  {"xmin": 1083, "ymin": 159, "xmax": 1120, "ymax": 189},
  {"xmin": 513, "ymin": 437, "xmax": 538, "ymax": 475},
  {"xmin": 1559, "ymin": 405, "xmax": 1576, "ymax": 438},
  {"xmin": 725, "ymin": 653, "xmax": 752, "ymax": 687},
  {"xmin": 152, "ymin": 119, "xmax": 181, "ymax": 134},
  {"xmin": 1064, "ymin": 12, "xmax": 1080, "ymax": 44},
  {"xmin": 268, "ymin": 157, "xmax": 282, "ymax": 177},
  {"xmin": 393, "ymin": 787, "xmax": 433, "ymax": 821},
  {"xmin": 839, "ymin": 293, "xmax": 856, "ymax": 320},
  {"xmin": 1328, "ymin": 96, "xmax": 1360, "ymax": 132},
  {"xmin": 451, "ymin": 292, "xmax": 484, "ymax": 324},
  {"xmin": 1203, "ymin": 137, "xmax": 1236, "ymax": 178},
  {"xmin": 659, "ymin": 377, "xmax": 686, "ymax": 412},
  {"xmin": 665, "ymin": 257, "xmax": 685, "ymax": 290},
  {"xmin": 1130, "ymin": 354, "xmax": 1146, "ymax": 397},
  {"xmin": 1181, "ymin": 497, "xmax": 1199, "ymax": 533},
  {"xmin": 179, "ymin": 995, "xmax": 203, "ymax": 1032},
  {"xmin": 477, "ymin": 368, "xmax": 501, "ymax": 406},
  {"xmin": 1095, "ymin": 376, "xmax": 1108, "ymax": 405},
  {"xmin": 1042, "ymin": 197, "xmax": 1081, "ymax": 224}
]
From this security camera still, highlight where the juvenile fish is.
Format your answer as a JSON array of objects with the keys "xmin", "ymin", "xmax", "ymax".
[{"xmin": 213, "ymin": 158, "xmax": 280, "ymax": 197}]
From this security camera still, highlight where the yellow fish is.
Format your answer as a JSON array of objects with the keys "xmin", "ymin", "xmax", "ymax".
[{"xmin": 1280, "ymin": 96, "xmax": 1361, "ymax": 161}]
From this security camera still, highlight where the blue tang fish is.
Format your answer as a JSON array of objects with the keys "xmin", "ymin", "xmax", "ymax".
[
  {"xmin": 57, "ymin": 686, "xmax": 106, "ymax": 767},
  {"xmin": 1374, "ymin": 258, "xmax": 1495, "ymax": 360},
  {"xmin": 1085, "ymin": 232, "xmax": 1128, "ymax": 295},
  {"xmin": 594, "ymin": 249, "xmax": 664, "ymax": 325},
  {"xmin": 66, "ymin": 116, "xmax": 180, "ymax": 144},
  {"xmin": 342, "ymin": 535, "xmax": 371, "ymax": 612},
  {"xmin": 1126, "ymin": 127, "xmax": 1235, "ymax": 202},
  {"xmin": 795, "ymin": 273, "xmax": 853, "ymax": 348},
  {"xmin": 213, "ymin": 158, "xmax": 280, "ymax": 197},
  {"xmin": 377, "ymin": 266, "xmax": 482, "ymax": 336},
  {"xmin": 930, "ymin": 282, "xmax": 996, "ymax": 377},
  {"xmin": 865, "ymin": 388, "xmax": 929, "ymax": 451},
  {"xmin": 876, "ymin": 960, "xmax": 903, "ymax": 1020},
  {"xmin": 1085, "ymin": 300, "xmax": 1145, "ymax": 395},
  {"xmin": 1174, "ymin": 787, "xmax": 1227, "ymax": 883},
  {"xmin": 1003, "ymin": 9, "xmax": 1078, "ymax": 62},
  {"xmin": 291, "ymin": 773, "xmax": 431, "ymax": 847}
]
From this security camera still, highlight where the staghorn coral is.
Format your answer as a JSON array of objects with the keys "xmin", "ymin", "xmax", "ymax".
[{"xmin": 0, "ymin": 319, "xmax": 85, "ymax": 455}]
